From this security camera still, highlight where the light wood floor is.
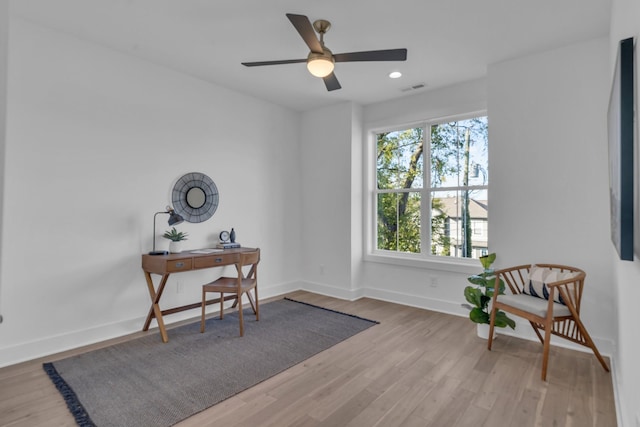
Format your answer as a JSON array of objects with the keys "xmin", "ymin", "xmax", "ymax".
[{"xmin": 0, "ymin": 291, "xmax": 616, "ymax": 426}]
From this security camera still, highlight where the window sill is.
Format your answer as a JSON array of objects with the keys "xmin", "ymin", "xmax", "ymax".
[{"xmin": 364, "ymin": 252, "xmax": 480, "ymax": 275}]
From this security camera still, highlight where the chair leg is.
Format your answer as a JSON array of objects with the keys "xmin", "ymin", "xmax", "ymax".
[
  {"xmin": 529, "ymin": 321, "xmax": 545, "ymax": 344},
  {"xmin": 573, "ymin": 317, "xmax": 610, "ymax": 372},
  {"xmin": 589, "ymin": 342, "xmax": 611, "ymax": 373},
  {"xmin": 200, "ymin": 288, "xmax": 206, "ymax": 333},
  {"xmin": 487, "ymin": 306, "xmax": 496, "ymax": 350},
  {"xmin": 254, "ymin": 287, "xmax": 259, "ymax": 321},
  {"xmin": 238, "ymin": 293, "xmax": 244, "ymax": 337},
  {"xmin": 541, "ymin": 321, "xmax": 553, "ymax": 381},
  {"xmin": 220, "ymin": 293, "xmax": 224, "ymax": 319},
  {"xmin": 245, "ymin": 290, "xmax": 258, "ymax": 316}
]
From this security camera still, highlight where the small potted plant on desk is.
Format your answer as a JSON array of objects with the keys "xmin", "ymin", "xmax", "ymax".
[
  {"xmin": 163, "ymin": 227, "xmax": 188, "ymax": 254},
  {"xmin": 463, "ymin": 253, "xmax": 515, "ymax": 338}
]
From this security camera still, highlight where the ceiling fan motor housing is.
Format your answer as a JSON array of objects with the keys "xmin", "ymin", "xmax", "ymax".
[{"xmin": 307, "ymin": 47, "xmax": 335, "ymax": 77}]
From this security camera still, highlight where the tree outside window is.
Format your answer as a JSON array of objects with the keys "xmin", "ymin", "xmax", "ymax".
[{"xmin": 375, "ymin": 116, "xmax": 488, "ymax": 259}]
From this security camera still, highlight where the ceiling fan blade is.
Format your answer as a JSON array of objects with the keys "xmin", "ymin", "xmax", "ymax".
[
  {"xmin": 286, "ymin": 13, "xmax": 323, "ymax": 53},
  {"xmin": 323, "ymin": 73, "xmax": 341, "ymax": 91},
  {"xmin": 242, "ymin": 59, "xmax": 307, "ymax": 67},
  {"xmin": 333, "ymin": 48, "xmax": 408, "ymax": 63}
]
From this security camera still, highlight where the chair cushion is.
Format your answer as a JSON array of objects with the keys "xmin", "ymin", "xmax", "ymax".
[
  {"xmin": 522, "ymin": 265, "xmax": 578, "ymax": 305},
  {"xmin": 497, "ymin": 293, "xmax": 571, "ymax": 318}
]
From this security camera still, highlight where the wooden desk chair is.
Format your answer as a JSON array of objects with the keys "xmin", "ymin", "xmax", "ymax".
[
  {"xmin": 200, "ymin": 248, "xmax": 260, "ymax": 337},
  {"xmin": 488, "ymin": 263, "xmax": 609, "ymax": 381}
]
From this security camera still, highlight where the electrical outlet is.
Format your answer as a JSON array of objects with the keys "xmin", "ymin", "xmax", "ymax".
[
  {"xmin": 176, "ymin": 281, "xmax": 184, "ymax": 293},
  {"xmin": 319, "ymin": 264, "xmax": 325, "ymax": 275},
  {"xmin": 430, "ymin": 276, "xmax": 438, "ymax": 287}
]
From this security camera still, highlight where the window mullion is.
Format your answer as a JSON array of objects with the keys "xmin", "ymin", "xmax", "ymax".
[{"xmin": 422, "ymin": 123, "xmax": 431, "ymax": 257}]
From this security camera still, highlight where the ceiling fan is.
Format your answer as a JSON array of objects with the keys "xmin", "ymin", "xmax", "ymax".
[{"xmin": 241, "ymin": 13, "xmax": 408, "ymax": 92}]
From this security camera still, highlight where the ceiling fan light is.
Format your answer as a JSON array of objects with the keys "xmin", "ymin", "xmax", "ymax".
[{"xmin": 307, "ymin": 57, "xmax": 334, "ymax": 78}]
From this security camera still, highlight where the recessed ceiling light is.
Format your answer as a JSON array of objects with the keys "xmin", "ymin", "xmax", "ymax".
[{"xmin": 389, "ymin": 71, "xmax": 402, "ymax": 79}]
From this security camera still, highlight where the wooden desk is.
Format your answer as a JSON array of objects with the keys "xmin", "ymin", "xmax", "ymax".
[{"xmin": 141, "ymin": 247, "xmax": 257, "ymax": 342}]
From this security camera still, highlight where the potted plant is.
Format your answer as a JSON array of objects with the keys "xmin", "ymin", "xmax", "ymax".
[
  {"xmin": 463, "ymin": 253, "xmax": 515, "ymax": 337},
  {"xmin": 163, "ymin": 227, "xmax": 188, "ymax": 254}
]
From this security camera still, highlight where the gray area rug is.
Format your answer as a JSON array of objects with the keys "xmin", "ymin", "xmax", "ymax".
[{"xmin": 43, "ymin": 298, "xmax": 378, "ymax": 427}]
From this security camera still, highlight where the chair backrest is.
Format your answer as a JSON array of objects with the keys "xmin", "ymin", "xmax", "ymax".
[
  {"xmin": 241, "ymin": 248, "xmax": 260, "ymax": 265},
  {"xmin": 498, "ymin": 263, "xmax": 586, "ymax": 312},
  {"xmin": 237, "ymin": 248, "xmax": 260, "ymax": 279}
]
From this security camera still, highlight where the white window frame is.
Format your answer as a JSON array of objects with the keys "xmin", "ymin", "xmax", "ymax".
[{"xmin": 363, "ymin": 111, "xmax": 488, "ymax": 274}]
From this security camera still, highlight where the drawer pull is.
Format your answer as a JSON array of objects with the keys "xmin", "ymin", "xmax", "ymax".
[
  {"xmin": 175, "ymin": 262, "xmax": 185, "ymax": 268},
  {"xmin": 215, "ymin": 258, "xmax": 223, "ymax": 263}
]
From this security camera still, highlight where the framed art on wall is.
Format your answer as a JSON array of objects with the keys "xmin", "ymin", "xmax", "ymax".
[{"xmin": 607, "ymin": 37, "xmax": 635, "ymax": 261}]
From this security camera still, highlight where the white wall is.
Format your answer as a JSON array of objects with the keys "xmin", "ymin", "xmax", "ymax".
[
  {"xmin": 0, "ymin": 1, "xmax": 7, "ymax": 320},
  {"xmin": 350, "ymin": 104, "xmax": 364, "ymax": 292},
  {"xmin": 299, "ymin": 102, "xmax": 359, "ymax": 299},
  {"xmin": 0, "ymin": 18, "xmax": 302, "ymax": 366},
  {"xmin": 610, "ymin": 0, "xmax": 640, "ymax": 425},
  {"xmin": 488, "ymin": 38, "xmax": 615, "ymax": 348}
]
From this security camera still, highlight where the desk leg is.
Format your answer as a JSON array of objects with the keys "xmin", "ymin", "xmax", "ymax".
[{"xmin": 143, "ymin": 272, "xmax": 170, "ymax": 343}]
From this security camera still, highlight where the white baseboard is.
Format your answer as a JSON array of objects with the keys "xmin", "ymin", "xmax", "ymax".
[
  {"xmin": 294, "ymin": 284, "xmax": 616, "ymax": 358},
  {"xmin": 296, "ymin": 280, "xmax": 364, "ymax": 301},
  {"xmin": 361, "ymin": 287, "xmax": 465, "ymax": 317},
  {"xmin": 0, "ymin": 317, "xmax": 144, "ymax": 368},
  {"xmin": 609, "ymin": 357, "xmax": 625, "ymax": 427},
  {"xmin": 0, "ymin": 280, "xmax": 615, "ymax": 371},
  {"xmin": 0, "ymin": 281, "xmax": 302, "ymax": 368}
]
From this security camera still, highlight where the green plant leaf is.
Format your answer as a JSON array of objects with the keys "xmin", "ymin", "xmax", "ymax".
[
  {"xmin": 464, "ymin": 253, "xmax": 515, "ymax": 330},
  {"xmin": 469, "ymin": 307, "xmax": 490, "ymax": 324},
  {"xmin": 464, "ymin": 286, "xmax": 483, "ymax": 308},
  {"xmin": 467, "ymin": 275, "xmax": 488, "ymax": 286},
  {"xmin": 494, "ymin": 310, "xmax": 516, "ymax": 329},
  {"xmin": 162, "ymin": 227, "xmax": 188, "ymax": 242},
  {"xmin": 479, "ymin": 294, "xmax": 490, "ymax": 311},
  {"xmin": 480, "ymin": 252, "xmax": 496, "ymax": 269},
  {"xmin": 484, "ymin": 278, "xmax": 505, "ymax": 298},
  {"xmin": 485, "ymin": 285, "xmax": 495, "ymax": 298}
]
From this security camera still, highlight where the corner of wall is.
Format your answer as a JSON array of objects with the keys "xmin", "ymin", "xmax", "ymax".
[{"xmin": 0, "ymin": 0, "xmax": 8, "ymax": 325}]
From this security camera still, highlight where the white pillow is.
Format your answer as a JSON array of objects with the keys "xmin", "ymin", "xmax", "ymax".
[{"xmin": 523, "ymin": 265, "xmax": 578, "ymax": 305}]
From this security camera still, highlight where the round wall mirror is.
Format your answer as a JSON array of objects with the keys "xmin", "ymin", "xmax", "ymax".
[
  {"xmin": 186, "ymin": 187, "xmax": 206, "ymax": 209},
  {"xmin": 172, "ymin": 172, "xmax": 219, "ymax": 223}
]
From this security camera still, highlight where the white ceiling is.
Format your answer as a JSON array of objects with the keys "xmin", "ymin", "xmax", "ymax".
[{"xmin": 10, "ymin": 0, "xmax": 611, "ymax": 112}]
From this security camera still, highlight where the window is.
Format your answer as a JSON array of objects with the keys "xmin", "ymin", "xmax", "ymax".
[{"xmin": 374, "ymin": 115, "xmax": 488, "ymax": 261}]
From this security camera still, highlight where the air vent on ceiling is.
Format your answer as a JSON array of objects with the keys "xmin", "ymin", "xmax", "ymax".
[{"xmin": 401, "ymin": 83, "xmax": 426, "ymax": 92}]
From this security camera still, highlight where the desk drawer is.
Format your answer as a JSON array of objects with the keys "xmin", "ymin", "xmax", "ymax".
[
  {"xmin": 166, "ymin": 259, "xmax": 193, "ymax": 272},
  {"xmin": 194, "ymin": 253, "xmax": 240, "ymax": 269}
]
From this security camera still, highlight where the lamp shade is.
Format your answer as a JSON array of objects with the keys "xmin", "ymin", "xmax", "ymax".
[
  {"xmin": 307, "ymin": 56, "xmax": 334, "ymax": 78},
  {"xmin": 168, "ymin": 210, "xmax": 184, "ymax": 226}
]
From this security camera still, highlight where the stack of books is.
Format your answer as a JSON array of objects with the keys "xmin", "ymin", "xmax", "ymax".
[{"xmin": 216, "ymin": 242, "xmax": 241, "ymax": 249}]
